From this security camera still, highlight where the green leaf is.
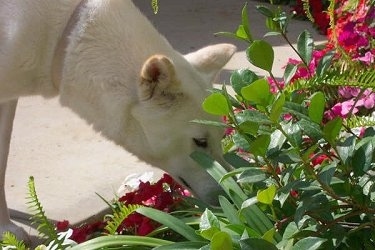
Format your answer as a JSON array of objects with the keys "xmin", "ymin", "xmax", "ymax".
[
  {"xmin": 70, "ymin": 235, "xmax": 173, "ymax": 249},
  {"xmin": 246, "ymin": 40, "xmax": 274, "ymax": 72},
  {"xmin": 137, "ymin": 207, "xmax": 203, "ymax": 241},
  {"xmin": 283, "ymin": 122, "xmax": 303, "ymax": 148},
  {"xmin": 198, "ymin": 209, "xmax": 221, "ymax": 240},
  {"xmin": 262, "ymin": 228, "xmax": 276, "ymax": 243},
  {"xmin": 190, "ymin": 119, "xmax": 228, "ymax": 128},
  {"xmin": 214, "ymin": 31, "xmax": 248, "ymax": 42},
  {"xmin": 283, "ymin": 101, "xmax": 309, "ymax": 120},
  {"xmin": 308, "ymin": 92, "xmax": 325, "ymax": 124},
  {"xmin": 353, "ymin": 139, "xmax": 375, "ymax": 176},
  {"xmin": 264, "ymin": 31, "xmax": 282, "ymax": 37},
  {"xmin": 211, "ymin": 231, "xmax": 233, "ymax": 250},
  {"xmin": 291, "ymin": 237, "xmax": 327, "ymax": 250},
  {"xmin": 256, "ymin": 5, "xmax": 274, "ymax": 18},
  {"xmin": 240, "ymin": 238, "xmax": 278, "ymax": 250},
  {"xmin": 249, "ymin": 134, "xmax": 271, "ymax": 157},
  {"xmin": 257, "ymin": 185, "xmax": 277, "ymax": 205},
  {"xmin": 270, "ymin": 93, "xmax": 285, "ymax": 122},
  {"xmin": 232, "ymin": 133, "xmax": 251, "ymax": 151},
  {"xmin": 190, "ymin": 152, "xmax": 248, "ymax": 204},
  {"xmin": 202, "ymin": 92, "xmax": 230, "ymax": 116},
  {"xmin": 230, "ymin": 69, "xmax": 259, "ymax": 96},
  {"xmin": 295, "ymin": 193, "xmax": 329, "ymax": 223},
  {"xmin": 241, "ymin": 2, "xmax": 252, "ymax": 42},
  {"xmin": 318, "ymin": 163, "xmax": 336, "ymax": 185},
  {"xmin": 236, "ymin": 109, "xmax": 272, "ymax": 125},
  {"xmin": 238, "ymin": 121, "xmax": 260, "ymax": 136},
  {"xmin": 298, "ymin": 119, "xmax": 323, "ymax": 141},
  {"xmin": 153, "ymin": 241, "xmax": 208, "ymax": 250},
  {"xmin": 323, "ymin": 117, "xmax": 342, "ymax": 145},
  {"xmin": 237, "ymin": 168, "xmax": 267, "ymax": 183},
  {"xmin": 219, "ymin": 196, "xmax": 242, "ymax": 225},
  {"xmin": 297, "ymin": 30, "xmax": 314, "ymax": 64},
  {"xmin": 282, "ymin": 222, "xmax": 298, "ymax": 240},
  {"xmin": 190, "ymin": 152, "xmax": 279, "ymax": 240},
  {"xmin": 265, "ymin": 17, "xmax": 282, "ymax": 33},
  {"xmin": 235, "ymin": 25, "xmax": 248, "ymax": 40},
  {"xmin": 241, "ymin": 78, "xmax": 272, "ymax": 106},
  {"xmin": 223, "ymin": 152, "xmax": 252, "ymax": 169},
  {"xmin": 268, "ymin": 129, "xmax": 286, "ymax": 153},
  {"xmin": 336, "ymin": 136, "xmax": 356, "ymax": 165},
  {"xmin": 316, "ymin": 51, "xmax": 334, "ymax": 76},
  {"xmin": 283, "ymin": 63, "xmax": 298, "ymax": 85},
  {"xmin": 241, "ymin": 197, "xmax": 258, "ymax": 210}
]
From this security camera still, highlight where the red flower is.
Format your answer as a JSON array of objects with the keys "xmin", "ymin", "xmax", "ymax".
[
  {"xmin": 313, "ymin": 12, "xmax": 330, "ymax": 34},
  {"xmin": 56, "ymin": 174, "xmax": 190, "ymax": 243},
  {"xmin": 311, "ymin": 154, "xmax": 330, "ymax": 167},
  {"xmin": 116, "ymin": 174, "xmax": 190, "ymax": 236},
  {"xmin": 68, "ymin": 221, "xmax": 106, "ymax": 243},
  {"xmin": 137, "ymin": 217, "xmax": 154, "ymax": 236},
  {"xmin": 56, "ymin": 220, "xmax": 69, "ymax": 231},
  {"xmin": 290, "ymin": 190, "xmax": 299, "ymax": 198}
]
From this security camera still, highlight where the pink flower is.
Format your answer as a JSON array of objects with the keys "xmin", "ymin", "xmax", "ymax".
[
  {"xmin": 362, "ymin": 91, "xmax": 375, "ymax": 109},
  {"xmin": 267, "ymin": 77, "xmax": 285, "ymax": 93},
  {"xmin": 338, "ymin": 87, "xmax": 361, "ymax": 99},
  {"xmin": 356, "ymin": 51, "xmax": 375, "ymax": 64},
  {"xmin": 328, "ymin": 99, "xmax": 359, "ymax": 118}
]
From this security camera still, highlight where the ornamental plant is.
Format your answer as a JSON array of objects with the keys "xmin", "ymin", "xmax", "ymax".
[
  {"xmin": 2, "ymin": 1, "xmax": 375, "ymax": 249},
  {"xmin": 196, "ymin": 1, "xmax": 375, "ymax": 249}
]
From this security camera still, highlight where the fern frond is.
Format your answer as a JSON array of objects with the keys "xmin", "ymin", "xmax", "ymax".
[
  {"xmin": 104, "ymin": 203, "xmax": 142, "ymax": 235},
  {"xmin": 344, "ymin": 116, "xmax": 375, "ymax": 128},
  {"xmin": 329, "ymin": 68, "xmax": 375, "ymax": 88},
  {"xmin": 285, "ymin": 67, "xmax": 375, "ymax": 93},
  {"xmin": 27, "ymin": 176, "xmax": 64, "ymax": 248},
  {"xmin": 1, "ymin": 231, "xmax": 27, "ymax": 250},
  {"xmin": 302, "ymin": 0, "xmax": 314, "ymax": 22},
  {"xmin": 151, "ymin": 0, "xmax": 158, "ymax": 14}
]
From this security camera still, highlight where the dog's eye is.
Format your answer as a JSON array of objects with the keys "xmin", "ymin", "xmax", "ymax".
[{"xmin": 193, "ymin": 138, "xmax": 208, "ymax": 148}]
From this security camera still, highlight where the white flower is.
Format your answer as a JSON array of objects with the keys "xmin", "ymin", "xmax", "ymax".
[
  {"xmin": 35, "ymin": 229, "xmax": 77, "ymax": 250},
  {"xmin": 117, "ymin": 172, "xmax": 154, "ymax": 196}
]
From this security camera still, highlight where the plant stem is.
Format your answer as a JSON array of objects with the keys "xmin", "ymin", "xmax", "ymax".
[{"xmin": 281, "ymin": 33, "xmax": 313, "ymax": 78}]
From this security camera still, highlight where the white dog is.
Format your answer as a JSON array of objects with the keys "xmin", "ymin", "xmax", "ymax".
[{"xmin": 0, "ymin": 0, "xmax": 235, "ymax": 240}]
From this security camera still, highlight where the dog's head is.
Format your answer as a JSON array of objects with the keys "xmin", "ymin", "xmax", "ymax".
[{"xmin": 132, "ymin": 44, "xmax": 236, "ymax": 204}]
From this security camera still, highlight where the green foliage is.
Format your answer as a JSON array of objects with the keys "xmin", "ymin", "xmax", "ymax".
[
  {"xmin": 198, "ymin": 2, "xmax": 375, "ymax": 249},
  {"xmin": 1, "ymin": 232, "xmax": 27, "ymax": 250},
  {"xmin": 285, "ymin": 68, "xmax": 375, "ymax": 94},
  {"xmin": 69, "ymin": 235, "xmax": 174, "ymax": 249},
  {"xmin": 297, "ymin": 30, "xmax": 314, "ymax": 66},
  {"xmin": 202, "ymin": 92, "xmax": 230, "ymax": 116},
  {"xmin": 104, "ymin": 202, "xmax": 142, "ymax": 235},
  {"xmin": 137, "ymin": 207, "xmax": 203, "ymax": 242},
  {"xmin": 215, "ymin": 3, "xmax": 252, "ymax": 43},
  {"xmin": 247, "ymin": 40, "xmax": 274, "ymax": 72},
  {"xmin": 151, "ymin": 0, "xmax": 158, "ymax": 14},
  {"xmin": 27, "ymin": 176, "xmax": 66, "ymax": 249}
]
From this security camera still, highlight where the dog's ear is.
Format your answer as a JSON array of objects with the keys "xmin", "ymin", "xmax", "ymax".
[
  {"xmin": 185, "ymin": 43, "xmax": 236, "ymax": 82},
  {"xmin": 139, "ymin": 55, "xmax": 181, "ymax": 103}
]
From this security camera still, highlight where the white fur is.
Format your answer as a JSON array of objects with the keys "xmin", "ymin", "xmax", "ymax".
[{"xmin": 0, "ymin": 0, "xmax": 236, "ymax": 241}]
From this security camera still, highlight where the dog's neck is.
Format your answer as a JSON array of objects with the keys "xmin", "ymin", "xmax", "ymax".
[{"xmin": 52, "ymin": 0, "xmax": 89, "ymax": 90}]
